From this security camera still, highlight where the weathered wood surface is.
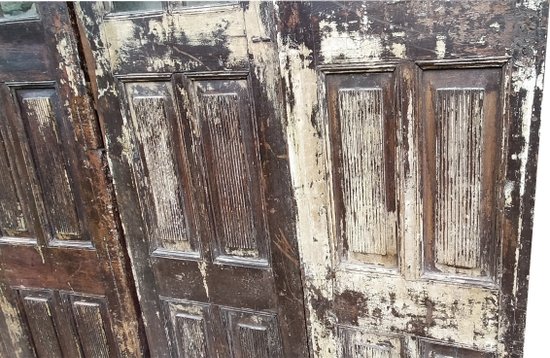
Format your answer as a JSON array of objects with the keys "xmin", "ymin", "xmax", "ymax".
[
  {"xmin": 0, "ymin": 3, "xmax": 144, "ymax": 357},
  {"xmin": 276, "ymin": 1, "xmax": 547, "ymax": 357},
  {"xmin": 76, "ymin": 2, "xmax": 308, "ymax": 357},
  {"xmin": 0, "ymin": 1, "xmax": 546, "ymax": 357}
]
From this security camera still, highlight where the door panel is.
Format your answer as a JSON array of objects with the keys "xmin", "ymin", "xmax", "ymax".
[
  {"xmin": 276, "ymin": 1, "xmax": 547, "ymax": 357},
  {"xmin": 0, "ymin": 3, "xmax": 143, "ymax": 357},
  {"xmin": 75, "ymin": 2, "xmax": 308, "ymax": 357}
]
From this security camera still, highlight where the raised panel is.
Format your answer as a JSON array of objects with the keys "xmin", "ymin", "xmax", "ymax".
[
  {"xmin": 222, "ymin": 307, "xmax": 282, "ymax": 358},
  {"xmin": 19, "ymin": 290, "xmax": 63, "ymax": 358},
  {"xmin": 14, "ymin": 88, "xmax": 83, "ymax": 242},
  {"xmin": 421, "ymin": 66, "xmax": 504, "ymax": 282},
  {"xmin": 420, "ymin": 340, "xmax": 495, "ymax": 358},
  {"xmin": 0, "ymin": 128, "xmax": 30, "ymax": 239},
  {"xmin": 434, "ymin": 89, "xmax": 484, "ymax": 270},
  {"xmin": 325, "ymin": 70, "xmax": 398, "ymax": 270},
  {"xmin": 190, "ymin": 76, "xmax": 268, "ymax": 266},
  {"xmin": 71, "ymin": 299, "xmax": 110, "ymax": 358},
  {"xmin": 125, "ymin": 80, "xmax": 200, "ymax": 256},
  {"xmin": 162, "ymin": 298, "xmax": 211, "ymax": 358},
  {"xmin": 337, "ymin": 325, "xmax": 401, "ymax": 358}
]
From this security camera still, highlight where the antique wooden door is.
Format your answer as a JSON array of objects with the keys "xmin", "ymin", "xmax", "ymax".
[
  {"xmin": 277, "ymin": 1, "xmax": 547, "ymax": 357},
  {"xmin": 75, "ymin": 2, "xmax": 307, "ymax": 357},
  {"xmin": 0, "ymin": 2, "xmax": 143, "ymax": 357}
]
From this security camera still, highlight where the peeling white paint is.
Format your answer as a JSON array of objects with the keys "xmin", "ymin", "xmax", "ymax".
[
  {"xmin": 436, "ymin": 35, "xmax": 446, "ymax": 59},
  {"xmin": 390, "ymin": 43, "xmax": 407, "ymax": 59},
  {"xmin": 319, "ymin": 20, "xmax": 383, "ymax": 62}
]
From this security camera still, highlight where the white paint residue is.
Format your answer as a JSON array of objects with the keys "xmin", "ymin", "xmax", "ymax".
[
  {"xmin": 490, "ymin": 22, "xmax": 501, "ymax": 31},
  {"xmin": 319, "ymin": 20, "xmax": 383, "ymax": 62},
  {"xmin": 520, "ymin": 0, "xmax": 546, "ymax": 11},
  {"xmin": 55, "ymin": 37, "xmax": 80, "ymax": 94},
  {"xmin": 390, "ymin": 43, "xmax": 407, "ymax": 59},
  {"xmin": 198, "ymin": 261, "xmax": 209, "ymax": 298},
  {"xmin": 436, "ymin": 35, "xmax": 446, "ymax": 59}
]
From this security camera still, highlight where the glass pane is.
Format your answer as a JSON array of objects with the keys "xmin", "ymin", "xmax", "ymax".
[
  {"xmin": 111, "ymin": 1, "xmax": 163, "ymax": 13},
  {"xmin": 0, "ymin": 2, "xmax": 37, "ymax": 20}
]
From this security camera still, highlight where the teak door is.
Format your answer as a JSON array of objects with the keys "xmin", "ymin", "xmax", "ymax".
[
  {"xmin": 277, "ymin": 1, "xmax": 547, "ymax": 357},
  {"xmin": 0, "ymin": 2, "xmax": 143, "ymax": 357},
  {"xmin": 75, "ymin": 2, "xmax": 308, "ymax": 357}
]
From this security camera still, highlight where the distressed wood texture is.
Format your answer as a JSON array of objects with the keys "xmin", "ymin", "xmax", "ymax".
[
  {"xmin": 0, "ymin": 3, "xmax": 144, "ymax": 357},
  {"xmin": 75, "ymin": 2, "xmax": 308, "ymax": 357},
  {"xmin": 277, "ymin": 1, "xmax": 547, "ymax": 357}
]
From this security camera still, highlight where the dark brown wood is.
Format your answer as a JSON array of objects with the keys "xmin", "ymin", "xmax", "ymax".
[
  {"xmin": 0, "ymin": 3, "xmax": 144, "ymax": 357},
  {"xmin": 75, "ymin": 2, "xmax": 308, "ymax": 357}
]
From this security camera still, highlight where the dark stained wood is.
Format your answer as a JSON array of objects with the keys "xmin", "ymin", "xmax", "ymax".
[
  {"xmin": 75, "ymin": 2, "xmax": 308, "ymax": 357},
  {"xmin": 0, "ymin": 3, "xmax": 144, "ymax": 357}
]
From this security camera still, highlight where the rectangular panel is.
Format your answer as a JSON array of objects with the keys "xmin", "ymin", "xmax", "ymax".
[
  {"xmin": 435, "ymin": 89, "xmax": 484, "ymax": 269},
  {"xmin": 190, "ymin": 77, "xmax": 268, "ymax": 265},
  {"xmin": 15, "ymin": 88, "xmax": 83, "ymax": 242},
  {"xmin": 19, "ymin": 290, "xmax": 63, "ymax": 358},
  {"xmin": 71, "ymin": 300, "xmax": 110, "ymax": 358},
  {"xmin": 420, "ymin": 340, "xmax": 495, "ymax": 358},
  {"xmin": 162, "ymin": 298, "xmax": 211, "ymax": 358},
  {"xmin": 221, "ymin": 307, "xmax": 282, "ymax": 358},
  {"xmin": 325, "ymin": 70, "xmax": 398, "ymax": 270},
  {"xmin": 337, "ymin": 325, "xmax": 401, "ymax": 358},
  {"xmin": 421, "ymin": 66, "xmax": 504, "ymax": 282},
  {"xmin": 0, "ymin": 128, "xmax": 29, "ymax": 238},
  {"xmin": 125, "ymin": 80, "xmax": 200, "ymax": 256}
]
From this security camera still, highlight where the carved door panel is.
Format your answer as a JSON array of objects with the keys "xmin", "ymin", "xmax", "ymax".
[
  {"xmin": 0, "ymin": 2, "xmax": 143, "ymax": 357},
  {"xmin": 277, "ymin": 1, "xmax": 547, "ymax": 357},
  {"xmin": 75, "ymin": 2, "xmax": 307, "ymax": 357}
]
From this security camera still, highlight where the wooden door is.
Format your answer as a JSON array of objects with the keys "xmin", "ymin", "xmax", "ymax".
[
  {"xmin": 276, "ymin": 1, "xmax": 547, "ymax": 357},
  {"xmin": 75, "ymin": 2, "xmax": 308, "ymax": 357},
  {"xmin": 0, "ymin": 2, "xmax": 144, "ymax": 357}
]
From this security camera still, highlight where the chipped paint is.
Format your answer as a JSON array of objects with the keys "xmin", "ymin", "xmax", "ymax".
[
  {"xmin": 435, "ymin": 35, "xmax": 446, "ymax": 59},
  {"xmin": 102, "ymin": 8, "xmax": 248, "ymax": 72},
  {"xmin": 277, "ymin": 1, "xmax": 548, "ymax": 357},
  {"xmin": 319, "ymin": 19, "xmax": 383, "ymax": 62},
  {"xmin": 390, "ymin": 42, "xmax": 407, "ymax": 59}
]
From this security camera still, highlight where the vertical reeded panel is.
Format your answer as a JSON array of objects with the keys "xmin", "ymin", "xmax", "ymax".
[
  {"xmin": 338, "ymin": 88, "xmax": 395, "ymax": 256},
  {"xmin": 126, "ymin": 80, "xmax": 199, "ymax": 256},
  {"xmin": 202, "ymin": 93, "xmax": 257, "ymax": 254},
  {"xmin": 191, "ymin": 77, "xmax": 268, "ymax": 264},
  {"xmin": 435, "ymin": 89, "xmax": 485, "ymax": 269},
  {"xmin": 20, "ymin": 294, "xmax": 63, "ymax": 358},
  {"xmin": 0, "ymin": 129, "xmax": 28, "ymax": 237},
  {"xmin": 238, "ymin": 324, "xmax": 269, "ymax": 358},
  {"xmin": 326, "ymin": 71, "xmax": 398, "ymax": 269},
  {"xmin": 17, "ymin": 90, "xmax": 81, "ymax": 241},
  {"xmin": 174, "ymin": 313, "xmax": 208, "ymax": 358},
  {"xmin": 337, "ymin": 326, "xmax": 400, "ymax": 358},
  {"xmin": 422, "ymin": 66, "xmax": 502, "ymax": 281},
  {"xmin": 348, "ymin": 345, "xmax": 391, "ymax": 358},
  {"xmin": 163, "ymin": 299, "xmax": 211, "ymax": 358},
  {"xmin": 420, "ymin": 339, "xmax": 495, "ymax": 358},
  {"xmin": 222, "ymin": 307, "xmax": 282, "ymax": 358},
  {"xmin": 133, "ymin": 96, "xmax": 190, "ymax": 251},
  {"xmin": 72, "ymin": 301, "xmax": 110, "ymax": 358}
]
